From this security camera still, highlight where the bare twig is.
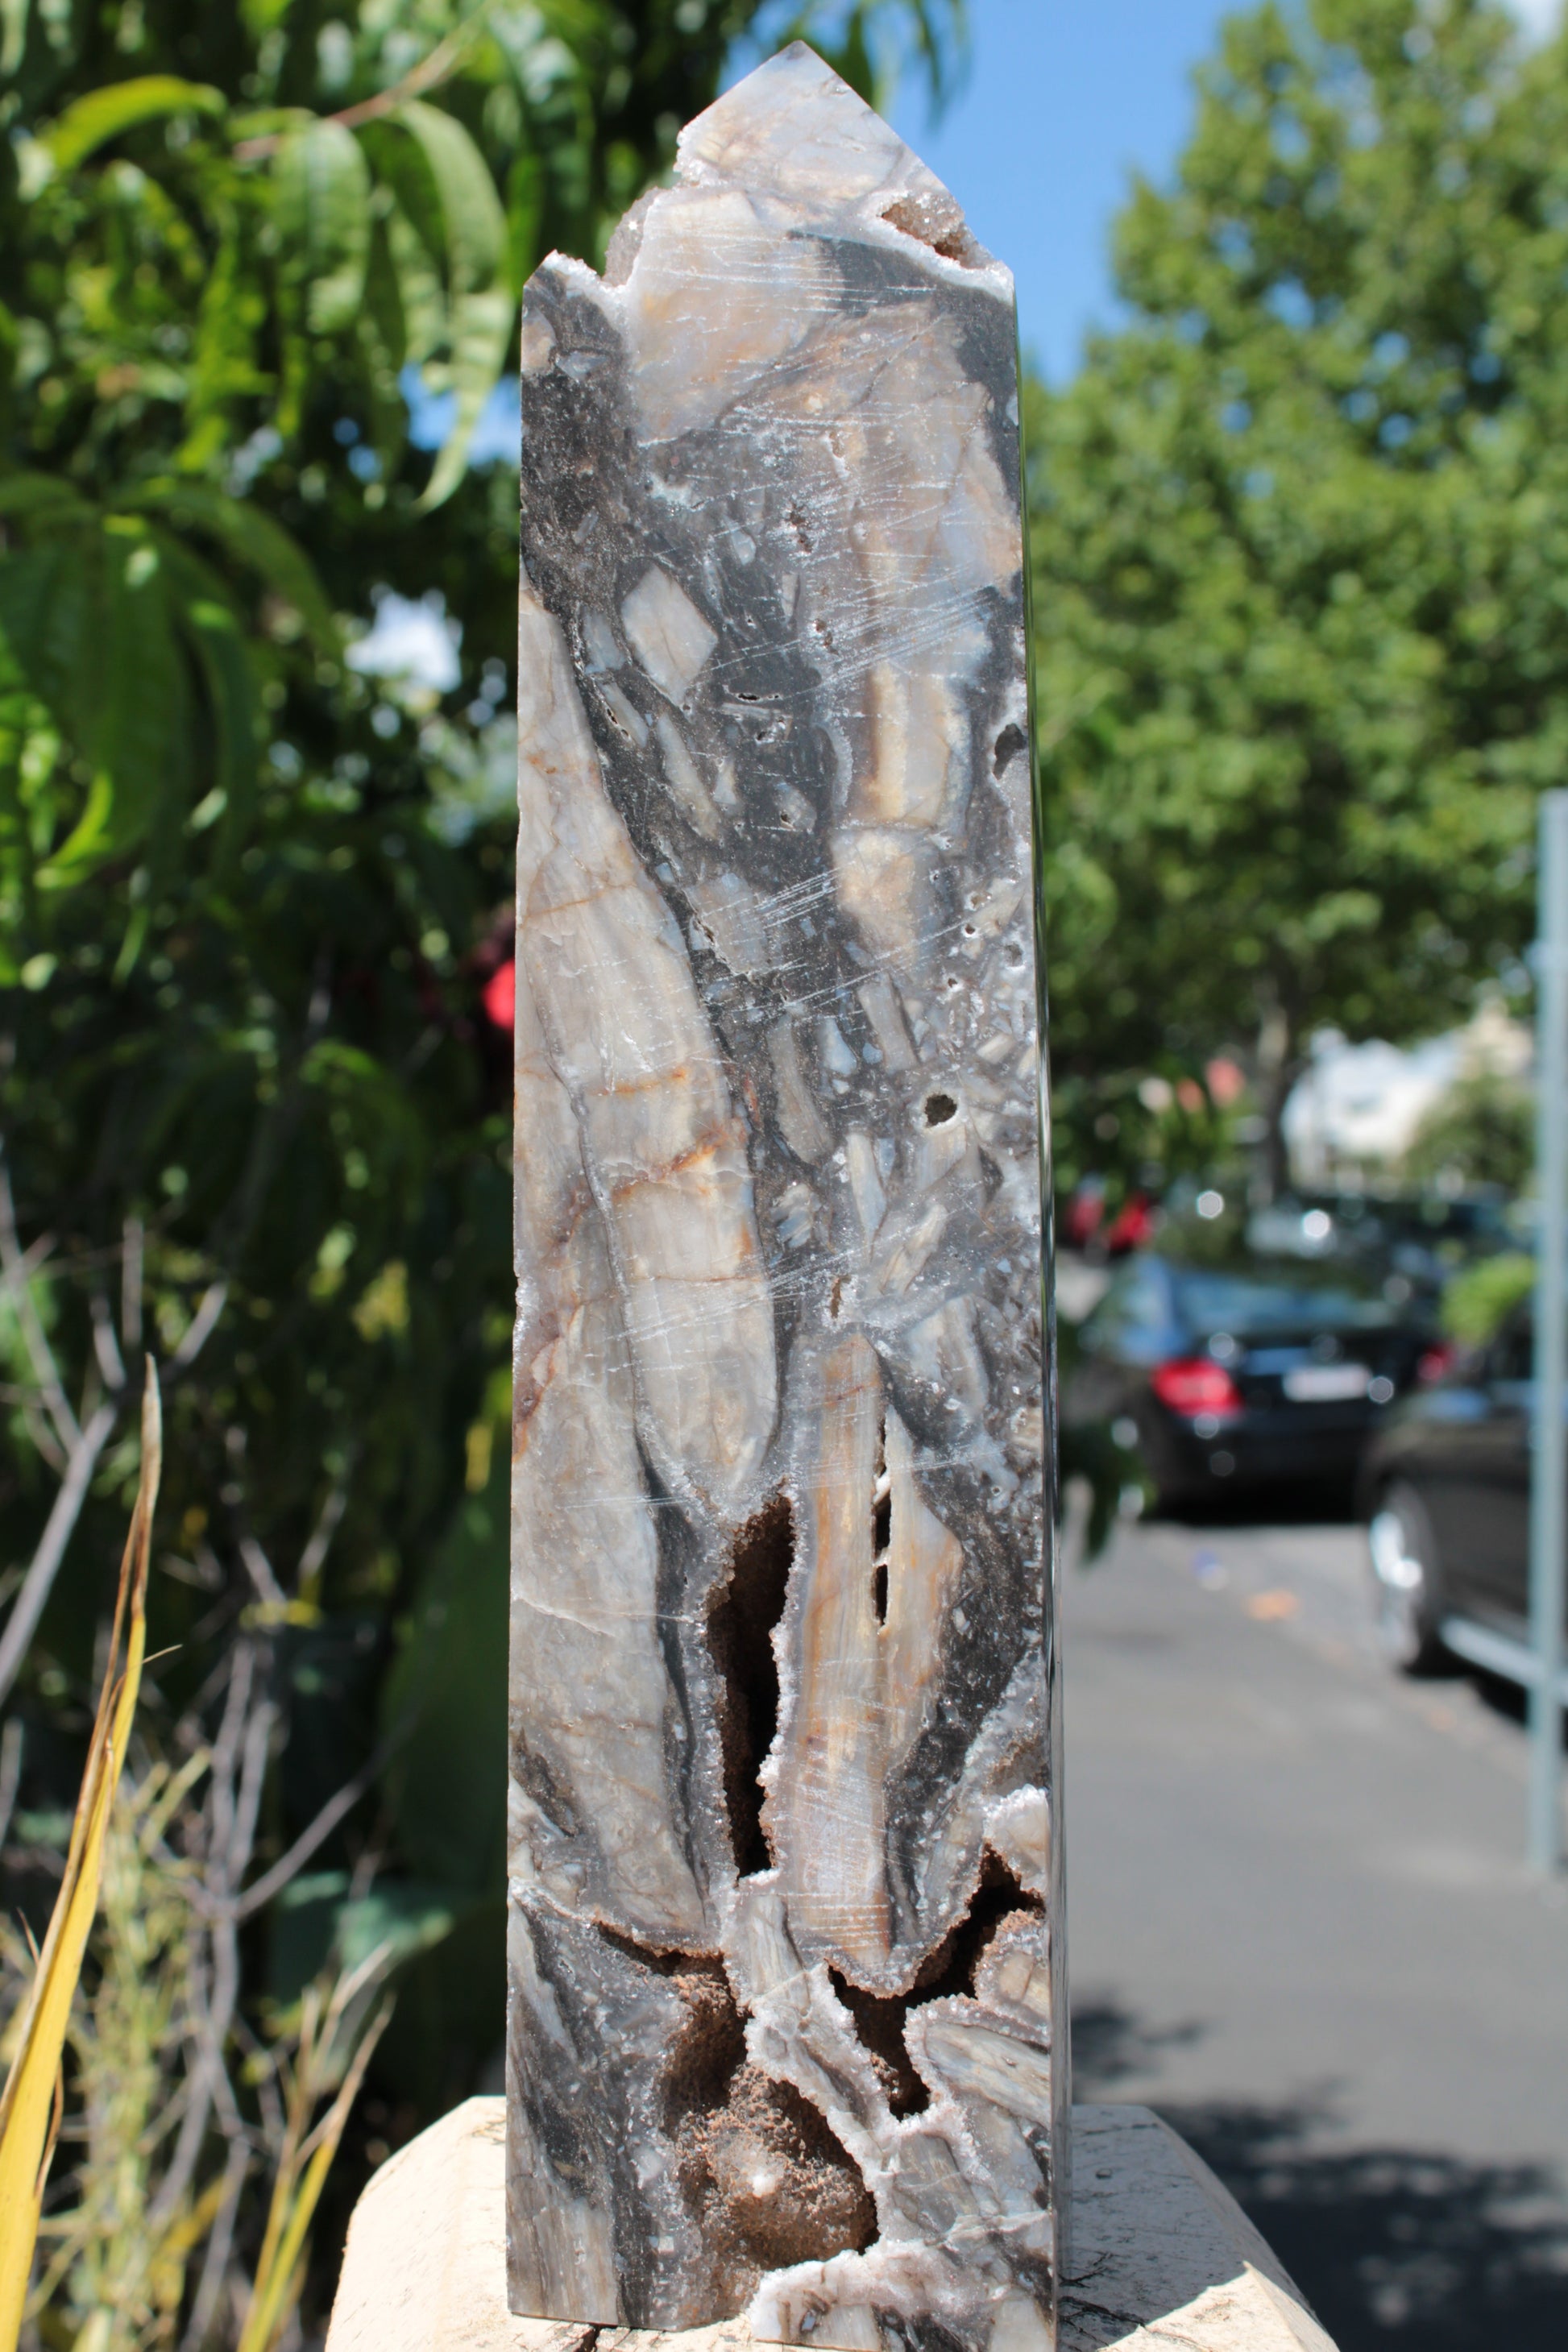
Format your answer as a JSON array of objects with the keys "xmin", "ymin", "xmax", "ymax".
[
  {"xmin": 230, "ymin": 1695, "xmax": 278, "ymax": 1891},
  {"xmin": 231, "ymin": 6, "xmax": 492, "ymax": 160},
  {"xmin": 150, "ymin": 1645, "xmax": 270, "ymax": 2230},
  {"xmin": 20, "ymin": 1394, "xmax": 66, "ymax": 1479},
  {"xmin": 0, "ymin": 1720, "xmax": 22, "ymax": 1852},
  {"xmin": 122, "ymin": 1216, "xmax": 143, "ymax": 1354},
  {"xmin": 0, "ymin": 1397, "xmax": 118, "ymax": 1711},
  {"xmin": 180, "ymin": 2137, "xmax": 249, "ymax": 2352},
  {"xmin": 89, "ymin": 1290, "xmax": 127, "ymax": 1396},
  {"xmin": 296, "ymin": 1475, "xmax": 348, "ymax": 1597},
  {"xmin": 231, "ymin": 1724, "xmax": 398, "ymax": 1923},
  {"xmin": 239, "ymin": 1541, "xmax": 287, "ymax": 1612},
  {"xmin": 172, "ymin": 1280, "xmax": 227, "ymax": 1371},
  {"xmin": 208, "ymin": 1642, "xmax": 256, "ymax": 1873}
]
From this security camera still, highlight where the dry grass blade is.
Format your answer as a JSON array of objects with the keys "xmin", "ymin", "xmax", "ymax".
[
  {"xmin": 0, "ymin": 1362, "xmax": 162, "ymax": 2349},
  {"xmin": 236, "ymin": 1984, "xmax": 392, "ymax": 2352}
]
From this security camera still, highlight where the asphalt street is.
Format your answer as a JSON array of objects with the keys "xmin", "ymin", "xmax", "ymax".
[{"xmin": 1063, "ymin": 1504, "xmax": 1568, "ymax": 2351}]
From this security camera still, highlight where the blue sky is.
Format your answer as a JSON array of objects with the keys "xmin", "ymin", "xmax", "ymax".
[
  {"xmin": 891, "ymin": 0, "xmax": 1242, "ymax": 380},
  {"xmin": 429, "ymin": 0, "xmax": 1560, "ymax": 464},
  {"xmin": 890, "ymin": 0, "xmax": 1559, "ymax": 382}
]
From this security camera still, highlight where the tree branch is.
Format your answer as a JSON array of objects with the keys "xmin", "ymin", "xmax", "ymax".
[
  {"xmin": 230, "ymin": 1729, "xmax": 393, "ymax": 1923},
  {"xmin": 0, "ymin": 1398, "xmax": 118, "ymax": 1711},
  {"xmin": 231, "ymin": 10, "xmax": 486, "ymax": 160}
]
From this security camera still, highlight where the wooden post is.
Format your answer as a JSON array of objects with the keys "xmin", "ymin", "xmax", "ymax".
[{"xmin": 508, "ymin": 46, "xmax": 1063, "ymax": 2350}]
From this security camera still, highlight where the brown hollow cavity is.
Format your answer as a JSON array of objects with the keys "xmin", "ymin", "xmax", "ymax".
[
  {"xmin": 707, "ymin": 1494, "xmax": 794, "ymax": 1876},
  {"xmin": 599, "ymin": 1923, "xmax": 879, "ymax": 2308},
  {"xmin": 832, "ymin": 1856, "xmax": 1046, "ymax": 2118},
  {"xmin": 658, "ymin": 1945, "xmax": 877, "ymax": 2304},
  {"xmin": 678, "ymin": 2057, "xmax": 877, "ymax": 2303}
]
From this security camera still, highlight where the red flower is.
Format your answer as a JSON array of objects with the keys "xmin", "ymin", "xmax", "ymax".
[{"xmin": 482, "ymin": 960, "xmax": 516, "ymax": 1031}]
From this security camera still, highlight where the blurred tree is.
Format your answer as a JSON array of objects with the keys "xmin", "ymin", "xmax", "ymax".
[
  {"xmin": 1441, "ymin": 1243, "xmax": 1534, "ymax": 1344},
  {"xmin": 1402, "ymin": 1068, "xmax": 1534, "ymax": 1193},
  {"xmin": 1028, "ymin": 0, "xmax": 1568, "ymax": 1197},
  {"xmin": 0, "ymin": 0, "xmax": 966, "ymax": 2287},
  {"xmin": 0, "ymin": 0, "xmax": 964, "ymax": 1734}
]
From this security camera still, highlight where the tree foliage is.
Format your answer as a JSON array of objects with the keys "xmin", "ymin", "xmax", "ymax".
[
  {"xmin": 0, "ymin": 0, "xmax": 964, "ymax": 1667},
  {"xmin": 1028, "ymin": 0, "xmax": 1568, "ymax": 1193},
  {"xmin": 0, "ymin": 0, "xmax": 965, "ymax": 2304},
  {"xmin": 1403, "ymin": 1067, "xmax": 1534, "ymax": 1192}
]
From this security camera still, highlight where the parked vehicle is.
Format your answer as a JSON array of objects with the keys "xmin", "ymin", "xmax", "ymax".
[
  {"xmin": 1064, "ymin": 1245, "xmax": 1441, "ymax": 1509},
  {"xmin": 1359, "ymin": 1305, "xmax": 1568, "ymax": 1671},
  {"xmin": 1247, "ymin": 1190, "xmax": 1513, "ymax": 1301}
]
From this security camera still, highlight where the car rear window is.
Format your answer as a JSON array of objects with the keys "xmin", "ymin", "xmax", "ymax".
[{"xmin": 1172, "ymin": 1268, "xmax": 1396, "ymax": 1335}]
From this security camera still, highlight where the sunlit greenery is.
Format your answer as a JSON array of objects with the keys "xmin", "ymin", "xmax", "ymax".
[
  {"xmin": 1028, "ymin": 0, "xmax": 1568, "ymax": 1197},
  {"xmin": 0, "ymin": 0, "xmax": 964, "ymax": 2322}
]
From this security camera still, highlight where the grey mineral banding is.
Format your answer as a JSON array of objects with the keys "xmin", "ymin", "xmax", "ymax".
[{"xmin": 507, "ymin": 42, "xmax": 1064, "ymax": 2352}]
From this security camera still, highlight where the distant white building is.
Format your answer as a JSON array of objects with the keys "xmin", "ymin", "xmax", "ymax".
[{"xmin": 1283, "ymin": 1001, "xmax": 1532, "ymax": 1188}]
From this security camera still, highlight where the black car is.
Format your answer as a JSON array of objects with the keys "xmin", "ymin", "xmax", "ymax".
[
  {"xmin": 1359, "ymin": 1305, "xmax": 1567, "ymax": 1670},
  {"xmin": 1247, "ymin": 1190, "xmax": 1513, "ymax": 1305},
  {"xmin": 1065, "ymin": 1248, "xmax": 1439, "ymax": 1508}
]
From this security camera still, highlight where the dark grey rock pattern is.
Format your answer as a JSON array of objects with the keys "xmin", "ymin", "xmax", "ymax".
[{"xmin": 508, "ymin": 43, "xmax": 1063, "ymax": 2352}]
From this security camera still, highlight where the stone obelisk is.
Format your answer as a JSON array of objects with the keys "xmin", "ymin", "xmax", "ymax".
[{"xmin": 508, "ymin": 43, "xmax": 1063, "ymax": 2352}]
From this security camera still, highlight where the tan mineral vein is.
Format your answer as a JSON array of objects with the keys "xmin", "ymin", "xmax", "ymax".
[{"xmin": 510, "ymin": 40, "xmax": 1059, "ymax": 2350}]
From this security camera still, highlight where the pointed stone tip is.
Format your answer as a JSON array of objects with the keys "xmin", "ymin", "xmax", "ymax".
[{"xmin": 676, "ymin": 40, "xmax": 998, "ymax": 276}]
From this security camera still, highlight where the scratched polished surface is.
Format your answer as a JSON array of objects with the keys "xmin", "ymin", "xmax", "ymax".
[{"xmin": 506, "ymin": 44, "xmax": 1060, "ymax": 2352}]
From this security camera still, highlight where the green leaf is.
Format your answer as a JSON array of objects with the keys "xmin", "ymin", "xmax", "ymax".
[
  {"xmin": 0, "ymin": 537, "xmax": 89, "ymax": 726},
  {"xmin": 390, "ymin": 102, "xmax": 515, "ymax": 508},
  {"xmin": 156, "ymin": 537, "xmax": 261, "ymax": 866},
  {"xmin": 72, "ymin": 533, "xmax": 189, "ymax": 878},
  {"xmin": 418, "ymin": 286, "xmax": 513, "ymax": 511},
  {"xmin": 0, "ymin": 472, "xmax": 94, "ymax": 527},
  {"xmin": 272, "ymin": 116, "xmax": 372, "ymax": 338},
  {"xmin": 382, "ymin": 202, "xmax": 445, "ymax": 373},
  {"xmin": 123, "ymin": 482, "xmax": 339, "ymax": 653},
  {"xmin": 394, "ymin": 102, "xmax": 507, "ymax": 296},
  {"xmin": 361, "ymin": 211, "xmax": 410, "ymax": 376},
  {"xmin": 43, "ymin": 77, "xmax": 225, "ymax": 173},
  {"xmin": 0, "ymin": 0, "xmax": 27, "ymax": 81}
]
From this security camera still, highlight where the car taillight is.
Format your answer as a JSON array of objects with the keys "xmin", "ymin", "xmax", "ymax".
[
  {"xmin": 1151, "ymin": 1357, "xmax": 1242, "ymax": 1417},
  {"xmin": 1417, "ymin": 1342, "xmax": 1456, "ymax": 1385}
]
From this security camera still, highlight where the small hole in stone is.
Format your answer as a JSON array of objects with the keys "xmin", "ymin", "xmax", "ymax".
[
  {"xmin": 871, "ymin": 1416, "xmax": 890, "ymax": 1623},
  {"xmin": 828, "ymin": 1275, "xmax": 844, "ymax": 1321},
  {"xmin": 924, "ymin": 1092, "xmax": 958, "ymax": 1127},
  {"xmin": 707, "ymin": 1496, "xmax": 794, "ymax": 1875},
  {"xmin": 993, "ymin": 722, "xmax": 1027, "ymax": 776}
]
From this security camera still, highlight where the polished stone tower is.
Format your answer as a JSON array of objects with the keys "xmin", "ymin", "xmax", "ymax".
[{"xmin": 507, "ymin": 43, "xmax": 1063, "ymax": 2352}]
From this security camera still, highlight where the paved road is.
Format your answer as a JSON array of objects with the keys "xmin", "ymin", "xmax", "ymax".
[{"xmin": 1063, "ymin": 1507, "xmax": 1568, "ymax": 2351}]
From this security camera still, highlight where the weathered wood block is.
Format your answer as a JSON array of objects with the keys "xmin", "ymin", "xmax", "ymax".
[{"xmin": 508, "ymin": 42, "xmax": 1061, "ymax": 2352}]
